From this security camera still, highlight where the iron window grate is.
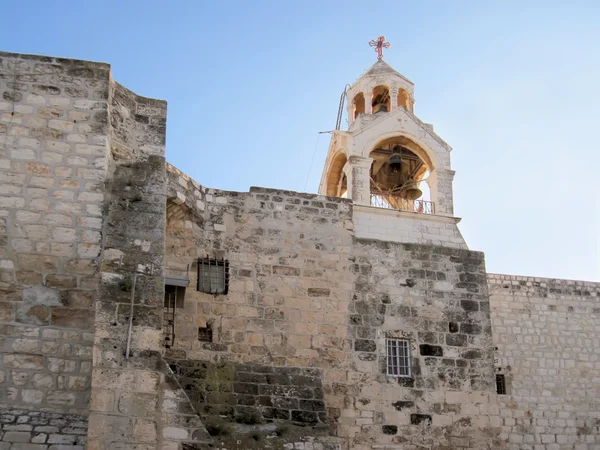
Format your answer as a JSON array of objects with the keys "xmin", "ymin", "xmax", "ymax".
[
  {"xmin": 164, "ymin": 285, "xmax": 185, "ymax": 308},
  {"xmin": 387, "ymin": 339, "xmax": 411, "ymax": 377},
  {"xmin": 163, "ymin": 285, "xmax": 184, "ymax": 349},
  {"xmin": 496, "ymin": 374, "xmax": 506, "ymax": 395},
  {"xmin": 197, "ymin": 257, "xmax": 229, "ymax": 295}
]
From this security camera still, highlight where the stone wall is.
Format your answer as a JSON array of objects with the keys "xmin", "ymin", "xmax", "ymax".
[
  {"xmin": 0, "ymin": 50, "xmax": 212, "ymax": 450},
  {"xmin": 168, "ymin": 360, "xmax": 329, "ymax": 426},
  {"xmin": 5, "ymin": 49, "xmax": 598, "ymax": 450},
  {"xmin": 0, "ymin": 410, "xmax": 88, "ymax": 449},
  {"xmin": 353, "ymin": 205, "xmax": 467, "ymax": 249},
  {"xmin": 87, "ymin": 82, "xmax": 211, "ymax": 450},
  {"xmin": 165, "ymin": 165, "xmax": 353, "ymax": 447},
  {"xmin": 339, "ymin": 239, "xmax": 503, "ymax": 449},
  {"xmin": 165, "ymin": 164, "xmax": 504, "ymax": 449},
  {"xmin": 0, "ymin": 51, "xmax": 110, "ymax": 421},
  {"xmin": 489, "ymin": 274, "xmax": 600, "ymax": 450}
]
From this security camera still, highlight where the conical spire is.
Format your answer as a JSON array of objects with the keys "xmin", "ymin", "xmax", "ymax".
[{"xmin": 364, "ymin": 60, "xmax": 413, "ymax": 85}]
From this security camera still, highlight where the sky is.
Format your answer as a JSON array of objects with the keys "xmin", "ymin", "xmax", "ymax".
[{"xmin": 1, "ymin": 0, "xmax": 598, "ymax": 281}]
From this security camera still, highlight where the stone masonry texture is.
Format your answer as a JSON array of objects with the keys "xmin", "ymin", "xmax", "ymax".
[
  {"xmin": 1, "ymin": 49, "xmax": 599, "ymax": 450},
  {"xmin": 489, "ymin": 274, "xmax": 600, "ymax": 450},
  {"xmin": 0, "ymin": 51, "xmax": 106, "ymax": 417},
  {"xmin": 164, "ymin": 167, "xmax": 504, "ymax": 449}
]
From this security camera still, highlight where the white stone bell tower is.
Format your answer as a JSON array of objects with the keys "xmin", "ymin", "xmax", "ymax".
[{"xmin": 318, "ymin": 38, "xmax": 466, "ymax": 248}]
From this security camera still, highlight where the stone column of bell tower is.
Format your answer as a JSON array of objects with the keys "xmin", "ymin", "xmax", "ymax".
[{"xmin": 344, "ymin": 156, "xmax": 373, "ymax": 206}]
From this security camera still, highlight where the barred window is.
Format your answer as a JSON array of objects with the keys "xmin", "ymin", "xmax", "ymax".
[
  {"xmin": 197, "ymin": 258, "xmax": 229, "ymax": 295},
  {"xmin": 496, "ymin": 374, "xmax": 506, "ymax": 395},
  {"xmin": 164, "ymin": 285, "xmax": 185, "ymax": 308},
  {"xmin": 386, "ymin": 339, "xmax": 411, "ymax": 377}
]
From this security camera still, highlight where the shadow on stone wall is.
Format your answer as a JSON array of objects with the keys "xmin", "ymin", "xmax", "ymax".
[{"xmin": 167, "ymin": 359, "xmax": 339, "ymax": 448}]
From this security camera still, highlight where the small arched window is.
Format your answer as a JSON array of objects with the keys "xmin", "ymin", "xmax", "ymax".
[
  {"xmin": 397, "ymin": 89, "xmax": 410, "ymax": 110},
  {"xmin": 372, "ymin": 85, "xmax": 391, "ymax": 113},
  {"xmin": 353, "ymin": 93, "xmax": 365, "ymax": 118}
]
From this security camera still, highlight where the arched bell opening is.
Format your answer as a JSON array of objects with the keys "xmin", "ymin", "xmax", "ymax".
[
  {"xmin": 397, "ymin": 89, "xmax": 411, "ymax": 110},
  {"xmin": 352, "ymin": 93, "xmax": 365, "ymax": 119},
  {"xmin": 326, "ymin": 151, "xmax": 348, "ymax": 197},
  {"xmin": 368, "ymin": 137, "xmax": 433, "ymax": 213},
  {"xmin": 372, "ymin": 85, "xmax": 391, "ymax": 114}
]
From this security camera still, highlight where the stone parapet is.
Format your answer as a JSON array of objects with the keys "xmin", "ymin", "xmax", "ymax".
[{"xmin": 353, "ymin": 204, "xmax": 466, "ymax": 248}]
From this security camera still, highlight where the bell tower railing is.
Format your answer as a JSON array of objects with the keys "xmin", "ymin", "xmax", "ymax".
[{"xmin": 370, "ymin": 193, "xmax": 435, "ymax": 215}]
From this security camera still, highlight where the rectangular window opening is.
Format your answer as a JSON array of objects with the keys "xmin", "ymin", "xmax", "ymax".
[
  {"xmin": 197, "ymin": 258, "xmax": 229, "ymax": 295},
  {"xmin": 164, "ymin": 285, "xmax": 185, "ymax": 309},
  {"xmin": 496, "ymin": 374, "xmax": 506, "ymax": 395},
  {"xmin": 198, "ymin": 323, "xmax": 213, "ymax": 343},
  {"xmin": 386, "ymin": 339, "xmax": 411, "ymax": 377}
]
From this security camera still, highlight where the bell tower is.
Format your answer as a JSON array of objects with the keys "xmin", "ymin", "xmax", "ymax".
[{"xmin": 319, "ymin": 37, "xmax": 466, "ymax": 248}]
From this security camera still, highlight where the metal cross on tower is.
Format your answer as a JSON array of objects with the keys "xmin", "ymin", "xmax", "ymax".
[{"xmin": 369, "ymin": 36, "xmax": 391, "ymax": 61}]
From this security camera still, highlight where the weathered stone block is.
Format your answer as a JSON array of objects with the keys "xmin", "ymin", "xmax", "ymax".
[
  {"xmin": 16, "ymin": 304, "xmax": 50, "ymax": 325},
  {"xmin": 134, "ymin": 419, "xmax": 157, "ymax": 443},
  {"xmin": 0, "ymin": 301, "xmax": 15, "ymax": 321},
  {"xmin": 11, "ymin": 339, "xmax": 39, "ymax": 353},
  {"xmin": 273, "ymin": 266, "xmax": 300, "ymax": 276},
  {"xmin": 4, "ymin": 431, "xmax": 32, "ymax": 442},
  {"xmin": 354, "ymin": 340, "xmax": 376, "ymax": 352},
  {"xmin": 31, "ymin": 373, "xmax": 54, "ymax": 389},
  {"xmin": 307, "ymin": 288, "xmax": 331, "ymax": 297},
  {"xmin": 445, "ymin": 334, "xmax": 467, "ymax": 347},
  {"xmin": 291, "ymin": 410, "xmax": 318, "ymax": 424},
  {"xmin": 117, "ymin": 392, "xmax": 157, "ymax": 416},
  {"xmin": 47, "ymin": 358, "xmax": 77, "ymax": 373},
  {"xmin": 460, "ymin": 323, "xmax": 481, "ymax": 335},
  {"xmin": 51, "ymin": 309, "xmax": 94, "ymax": 329},
  {"xmin": 18, "ymin": 256, "xmax": 59, "ymax": 273},
  {"xmin": 4, "ymin": 354, "xmax": 44, "ymax": 369},
  {"xmin": 163, "ymin": 427, "xmax": 188, "ymax": 440},
  {"xmin": 21, "ymin": 389, "xmax": 44, "ymax": 404},
  {"xmin": 46, "ymin": 391, "xmax": 77, "ymax": 406}
]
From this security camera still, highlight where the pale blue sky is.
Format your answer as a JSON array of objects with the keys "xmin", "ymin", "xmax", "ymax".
[{"xmin": 2, "ymin": 1, "xmax": 598, "ymax": 281}]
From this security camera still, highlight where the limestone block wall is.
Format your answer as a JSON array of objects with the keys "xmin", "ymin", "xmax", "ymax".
[
  {"xmin": 353, "ymin": 205, "xmax": 467, "ymax": 249},
  {"xmin": 165, "ymin": 165, "xmax": 505, "ymax": 449},
  {"xmin": 338, "ymin": 241, "xmax": 504, "ymax": 450},
  {"xmin": 489, "ymin": 274, "xmax": 600, "ymax": 450},
  {"xmin": 169, "ymin": 360, "xmax": 330, "ymax": 426},
  {"xmin": 0, "ymin": 50, "xmax": 211, "ymax": 450},
  {"xmin": 87, "ymin": 83, "xmax": 211, "ymax": 450},
  {"xmin": 165, "ymin": 165, "xmax": 352, "ymax": 447},
  {"xmin": 0, "ymin": 51, "xmax": 111, "ymax": 424}
]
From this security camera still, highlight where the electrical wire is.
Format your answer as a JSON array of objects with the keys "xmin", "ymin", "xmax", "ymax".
[{"xmin": 303, "ymin": 133, "xmax": 320, "ymax": 192}]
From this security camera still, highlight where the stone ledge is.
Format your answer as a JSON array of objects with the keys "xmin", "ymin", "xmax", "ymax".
[
  {"xmin": 488, "ymin": 273, "xmax": 600, "ymax": 287},
  {"xmin": 0, "ymin": 50, "xmax": 110, "ymax": 70},
  {"xmin": 354, "ymin": 204, "xmax": 461, "ymax": 224}
]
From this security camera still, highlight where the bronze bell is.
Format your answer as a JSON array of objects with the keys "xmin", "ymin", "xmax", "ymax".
[
  {"xmin": 401, "ymin": 181, "xmax": 423, "ymax": 200},
  {"xmin": 372, "ymin": 94, "xmax": 388, "ymax": 113},
  {"xmin": 388, "ymin": 153, "xmax": 402, "ymax": 174},
  {"xmin": 373, "ymin": 103, "xmax": 388, "ymax": 113}
]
